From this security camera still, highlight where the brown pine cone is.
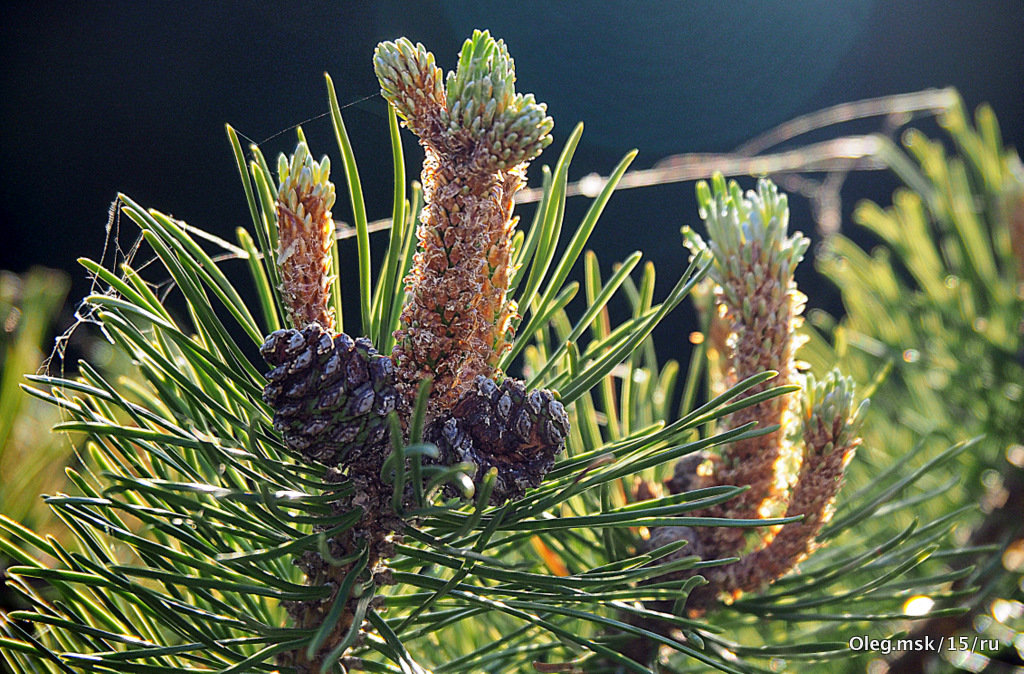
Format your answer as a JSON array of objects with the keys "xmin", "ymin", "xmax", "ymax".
[
  {"xmin": 260, "ymin": 323, "xmax": 399, "ymax": 471},
  {"xmin": 425, "ymin": 375, "xmax": 569, "ymax": 503}
]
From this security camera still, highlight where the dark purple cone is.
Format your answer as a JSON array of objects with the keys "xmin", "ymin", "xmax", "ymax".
[
  {"xmin": 425, "ymin": 375, "xmax": 570, "ymax": 503},
  {"xmin": 260, "ymin": 323, "xmax": 399, "ymax": 470}
]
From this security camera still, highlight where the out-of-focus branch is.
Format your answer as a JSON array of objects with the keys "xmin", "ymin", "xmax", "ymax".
[
  {"xmin": 517, "ymin": 135, "xmax": 886, "ymax": 205},
  {"xmin": 211, "ymin": 90, "xmax": 958, "ymax": 268},
  {"xmin": 733, "ymin": 87, "xmax": 958, "ymax": 155}
]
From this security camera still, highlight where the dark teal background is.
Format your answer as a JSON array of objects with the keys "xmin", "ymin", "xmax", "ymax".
[{"xmin": 2, "ymin": 1, "xmax": 1022, "ymax": 363}]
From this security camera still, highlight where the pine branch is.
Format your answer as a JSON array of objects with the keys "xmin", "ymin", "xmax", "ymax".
[{"xmin": 0, "ymin": 32, "xmax": 995, "ymax": 674}]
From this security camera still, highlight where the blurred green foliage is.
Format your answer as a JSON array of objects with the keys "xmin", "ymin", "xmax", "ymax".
[
  {"xmin": 0, "ymin": 268, "xmax": 71, "ymax": 533},
  {"xmin": 804, "ymin": 95, "xmax": 1024, "ymax": 671}
]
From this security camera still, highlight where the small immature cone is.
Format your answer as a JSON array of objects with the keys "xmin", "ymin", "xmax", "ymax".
[
  {"xmin": 711, "ymin": 371, "xmax": 865, "ymax": 598},
  {"xmin": 683, "ymin": 175, "xmax": 810, "ymax": 558},
  {"xmin": 260, "ymin": 324, "xmax": 398, "ymax": 470},
  {"xmin": 374, "ymin": 31, "xmax": 554, "ymax": 418},
  {"xmin": 425, "ymin": 375, "xmax": 570, "ymax": 503},
  {"xmin": 276, "ymin": 142, "xmax": 336, "ymax": 330}
]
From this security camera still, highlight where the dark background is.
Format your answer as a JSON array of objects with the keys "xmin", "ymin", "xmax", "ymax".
[{"xmin": 2, "ymin": 1, "xmax": 1022, "ymax": 366}]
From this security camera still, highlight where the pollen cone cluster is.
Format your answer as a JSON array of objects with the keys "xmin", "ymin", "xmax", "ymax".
[
  {"xmin": 662, "ymin": 176, "xmax": 866, "ymax": 612},
  {"xmin": 682, "ymin": 175, "xmax": 810, "ymax": 557},
  {"xmin": 709, "ymin": 371, "xmax": 865, "ymax": 599},
  {"xmin": 374, "ymin": 30, "xmax": 554, "ymax": 417},
  {"xmin": 276, "ymin": 142, "xmax": 336, "ymax": 330}
]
